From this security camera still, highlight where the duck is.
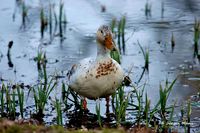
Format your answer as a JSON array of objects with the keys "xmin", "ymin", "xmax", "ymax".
[{"xmin": 67, "ymin": 25, "xmax": 124, "ymax": 110}]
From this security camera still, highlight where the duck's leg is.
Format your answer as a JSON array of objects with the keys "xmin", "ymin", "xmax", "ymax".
[
  {"xmin": 105, "ymin": 96, "xmax": 110, "ymax": 117},
  {"xmin": 82, "ymin": 97, "xmax": 87, "ymax": 110}
]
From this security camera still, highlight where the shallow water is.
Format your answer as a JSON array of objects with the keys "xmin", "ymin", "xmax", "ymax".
[{"xmin": 0, "ymin": 0, "xmax": 200, "ymax": 130}]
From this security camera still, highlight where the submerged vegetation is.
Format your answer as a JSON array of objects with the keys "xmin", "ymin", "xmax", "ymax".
[
  {"xmin": 145, "ymin": 0, "xmax": 152, "ymax": 18},
  {"xmin": 171, "ymin": 32, "xmax": 175, "ymax": 51},
  {"xmin": 194, "ymin": 18, "xmax": 200, "ymax": 59},
  {"xmin": 40, "ymin": 7, "xmax": 48, "ymax": 38},
  {"xmin": 21, "ymin": 1, "xmax": 28, "ymax": 27}
]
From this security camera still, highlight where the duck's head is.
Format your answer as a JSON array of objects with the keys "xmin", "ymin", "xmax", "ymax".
[{"xmin": 96, "ymin": 25, "xmax": 117, "ymax": 51}]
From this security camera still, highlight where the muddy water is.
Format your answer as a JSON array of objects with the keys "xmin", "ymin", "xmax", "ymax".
[{"xmin": 0, "ymin": 0, "xmax": 200, "ymax": 128}]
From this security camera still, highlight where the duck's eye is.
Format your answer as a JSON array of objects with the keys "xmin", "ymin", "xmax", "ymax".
[{"xmin": 100, "ymin": 30, "xmax": 103, "ymax": 34}]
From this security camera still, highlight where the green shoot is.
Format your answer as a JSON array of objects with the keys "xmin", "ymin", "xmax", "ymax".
[
  {"xmin": 110, "ymin": 50, "xmax": 121, "ymax": 64},
  {"xmin": 145, "ymin": 1, "xmax": 151, "ymax": 17},
  {"xmin": 121, "ymin": 16, "xmax": 126, "ymax": 53},
  {"xmin": 34, "ymin": 50, "xmax": 46, "ymax": 71},
  {"xmin": 5, "ymin": 87, "xmax": 16, "ymax": 120},
  {"xmin": 161, "ymin": 1, "xmax": 164, "ymax": 18},
  {"xmin": 169, "ymin": 101, "xmax": 176, "ymax": 125},
  {"xmin": 187, "ymin": 100, "xmax": 191, "ymax": 133},
  {"xmin": 144, "ymin": 93, "xmax": 150, "ymax": 127},
  {"xmin": 137, "ymin": 41, "xmax": 149, "ymax": 71},
  {"xmin": 158, "ymin": 78, "xmax": 176, "ymax": 131},
  {"xmin": 171, "ymin": 32, "xmax": 175, "ymax": 49},
  {"xmin": 17, "ymin": 85, "xmax": 24, "ymax": 118},
  {"xmin": 22, "ymin": 2, "xmax": 28, "ymax": 26},
  {"xmin": 54, "ymin": 98, "xmax": 63, "ymax": 126},
  {"xmin": 53, "ymin": 5, "xmax": 58, "ymax": 34},
  {"xmin": 31, "ymin": 55, "xmax": 56, "ymax": 115},
  {"xmin": 59, "ymin": 1, "xmax": 64, "ymax": 38},
  {"xmin": 32, "ymin": 77, "xmax": 56, "ymax": 115},
  {"xmin": 49, "ymin": 4, "xmax": 53, "ymax": 38},
  {"xmin": 194, "ymin": 18, "xmax": 200, "ymax": 57},
  {"xmin": 111, "ymin": 18, "xmax": 116, "ymax": 33},
  {"xmin": 40, "ymin": 7, "xmax": 48, "ymax": 38},
  {"xmin": 133, "ymin": 84, "xmax": 145, "ymax": 126},
  {"xmin": 112, "ymin": 86, "xmax": 129, "ymax": 126},
  {"xmin": 117, "ymin": 20, "xmax": 121, "ymax": 52},
  {"xmin": 0, "ymin": 83, "xmax": 5, "ymax": 117},
  {"xmin": 95, "ymin": 100, "xmax": 102, "ymax": 128}
]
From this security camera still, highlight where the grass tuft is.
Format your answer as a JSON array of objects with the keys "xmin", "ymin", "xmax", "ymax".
[
  {"xmin": 54, "ymin": 98, "xmax": 63, "ymax": 126},
  {"xmin": 17, "ymin": 85, "xmax": 24, "ymax": 118}
]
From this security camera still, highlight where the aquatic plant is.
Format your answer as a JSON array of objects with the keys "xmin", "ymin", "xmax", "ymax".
[
  {"xmin": 121, "ymin": 16, "xmax": 126, "ymax": 53},
  {"xmin": 34, "ymin": 50, "xmax": 46, "ymax": 70},
  {"xmin": 110, "ymin": 20, "xmax": 122, "ymax": 64},
  {"xmin": 59, "ymin": 1, "xmax": 64, "ymax": 38},
  {"xmin": 145, "ymin": 0, "xmax": 151, "ymax": 18},
  {"xmin": 153, "ymin": 78, "xmax": 177, "ymax": 132},
  {"xmin": 54, "ymin": 98, "xmax": 63, "ymax": 126},
  {"xmin": 63, "ymin": 12, "xmax": 67, "ymax": 33},
  {"xmin": 5, "ymin": 87, "xmax": 16, "ymax": 120},
  {"xmin": 53, "ymin": 5, "xmax": 58, "ymax": 34},
  {"xmin": 21, "ymin": 1, "xmax": 28, "ymax": 27},
  {"xmin": 117, "ymin": 19, "xmax": 122, "ymax": 52},
  {"xmin": 110, "ymin": 16, "xmax": 126, "ymax": 54},
  {"xmin": 132, "ymin": 84, "xmax": 145, "ymax": 126},
  {"xmin": 101, "ymin": 5, "xmax": 106, "ymax": 12},
  {"xmin": 17, "ymin": 85, "xmax": 24, "ymax": 118},
  {"xmin": 61, "ymin": 82, "xmax": 71, "ymax": 111},
  {"xmin": 194, "ymin": 18, "xmax": 200, "ymax": 57},
  {"xmin": 40, "ymin": 7, "xmax": 48, "ymax": 38},
  {"xmin": 144, "ymin": 93, "xmax": 150, "ymax": 127},
  {"xmin": 49, "ymin": 4, "xmax": 53, "ymax": 38},
  {"xmin": 111, "ymin": 18, "xmax": 116, "ymax": 33},
  {"xmin": 62, "ymin": 82, "xmax": 82, "ymax": 111},
  {"xmin": 110, "ymin": 50, "xmax": 121, "ymax": 64},
  {"xmin": 112, "ymin": 86, "xmax": 129, "ymax": 126},
  {"xmin": 171, "ymin": 32, "xmax": 175, "ymax": 50},
  {"xmin": 95, "ymin": 100, "xmax": 102, "ymax": 128},
  {"xmin": 131, "ymin": 78, "xmax": 177, "ymax": 131},
  {"xmin": 32, "ymin": 78, "xmax": 56, "ymax": 115},
  {"xmin": 137, "ymin": 41, "xmax": 149, "ymax": 71},
  {"xmin": 161, "ymin": 1, "xmax": 164, "ymax": 18},
  {"xmin": 187, "ymin": 100, "xmax": 191, "ymax": 133},
  {"xmin": 30, "ymin": 60, "xmax": 57, "ymax": 115},
  {"xmin": 0, "ymin": 83, "xmax": 5, "ymax": 117},
  {"xmin": 144, "ymin": 50, "xmax": 149, "ymax": 71},
  {"xmin": 169, "ymin": 101, "xmax": 176, "ymax": 126}
]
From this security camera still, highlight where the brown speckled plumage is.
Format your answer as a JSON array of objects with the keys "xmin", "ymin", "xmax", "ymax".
[{"xmin": 95, "ymin": 59, "xmax": 117, "ymax": 78}]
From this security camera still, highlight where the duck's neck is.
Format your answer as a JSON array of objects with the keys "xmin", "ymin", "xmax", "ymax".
[{"xmin": 96, "ymin": 42, "xmax": 110, "ymax": 59}]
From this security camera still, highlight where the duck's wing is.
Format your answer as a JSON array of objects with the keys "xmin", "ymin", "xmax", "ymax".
[{"xmin": 67, "ymin": 57, "xmax": 94, "ymax": 82}]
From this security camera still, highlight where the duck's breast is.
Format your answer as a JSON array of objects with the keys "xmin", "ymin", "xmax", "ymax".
[{"xmin": 68, "ymin": 57, "xmax": 124, "ymax": 99}]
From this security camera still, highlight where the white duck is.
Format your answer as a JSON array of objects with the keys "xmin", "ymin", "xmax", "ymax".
[{"xmin": 68, "ymin": 25, "xmax": 124, "ymax": 110}]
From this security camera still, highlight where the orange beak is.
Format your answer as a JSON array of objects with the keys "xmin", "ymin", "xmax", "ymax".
[{"xmin": 104, "ymin": 34, "xmax": 117, "ymax": 51}]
